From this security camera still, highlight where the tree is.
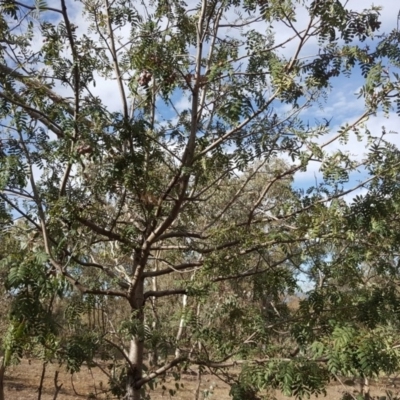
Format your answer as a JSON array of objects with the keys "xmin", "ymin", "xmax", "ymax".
[
  {"xmin": 0, "ymin": 0, "xmax": 400, "ymax": 399},
  {"xmin": 286, "ymin": 139, "xmax": 400, "ymax": 400},
  {"xmin": 0, "ymin": 230, "xmax": 14, "ymax": 400}
]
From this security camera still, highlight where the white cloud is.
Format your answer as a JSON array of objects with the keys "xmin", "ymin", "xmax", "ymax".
[{"xmin": 174, "ymin": 95, "xmax": 192, "ymax": 113}]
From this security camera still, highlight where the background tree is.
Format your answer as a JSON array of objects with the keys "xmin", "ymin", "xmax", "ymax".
[{"xmin": 1, "ymin": 0, "xmax": 400, "ymax": 399}]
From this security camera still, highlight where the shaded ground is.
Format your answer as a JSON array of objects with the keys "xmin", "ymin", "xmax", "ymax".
[{"xmin": 4, "ymin": 359, "xmax": 400, "ymax": 399}]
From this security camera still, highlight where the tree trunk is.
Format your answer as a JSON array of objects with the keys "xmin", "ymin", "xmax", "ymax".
[
  {"xmin": 37, "ymin": 361, "xmax": 47, "ymax": 400},
  {"xmin": 0, "ymin": 358, "xmax": 5, "ymax": 400},
  {"xmin": 148, "ymin": 272, "xmax": 159, "ymax": 366},
  {"xmin": 52, "ymin": 370, "xmax": 63, "ymax": 400},
  {"xmin": 175, "ymin": 292, "xmax": 188, "ymax": 358},
  {"xmin": 360, "ymin": 377, "xmax": 370, "ymax": 400},
  {"xmin": 125, "ymin": 279, "xmax": 145, "ymax": 400},
  {"xmin": 175, "ymin": 272, "xmax": 196, "ymax": 358},
  {"xmin": 126, "ymin": 337, "xmax": 144, "ymax": 400}
]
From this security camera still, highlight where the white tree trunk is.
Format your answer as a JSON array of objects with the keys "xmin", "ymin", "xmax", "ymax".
[
  {"xmin": 148, "ymin": 273, "xmax": 159, "ymax": 366},
  {"xmin": 175, "ymin": 292, "xmax": 188, "ymax": 358},
  {"xmin": 360, "ymin": 377, "xmax": 370, "ymax": 400},
  {"xmin": 125, "ymin": 279, "xmax": 145, "ymax": 400},
  {"xmin": 175, "ymin": 272, "xmax": 196, "ymax": 358}
]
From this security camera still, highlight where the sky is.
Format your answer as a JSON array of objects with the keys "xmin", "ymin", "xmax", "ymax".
[
  {"xmin": 284, "ymin": 1, "xmax": 400, "ymax": 199},
  {"xmin": 174, "ymin": 0, "xmax": 400, "ymax": 199},
  {"xmin": 5, "ymin": 0, "xmax": 400, "ymax": 203}
]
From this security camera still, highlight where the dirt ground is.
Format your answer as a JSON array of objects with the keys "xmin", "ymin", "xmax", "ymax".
[{"xmin": 4, "ymin": 359, "xmax": 400, "ymax": 399}]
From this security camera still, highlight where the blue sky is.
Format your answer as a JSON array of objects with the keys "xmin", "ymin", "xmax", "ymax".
[
  {"xmin": 6, "ymin": 0, "xmax": 400, "ymax": 203},
  {"xmin": 287, "ymin": 1, "xmax": 400, "ymax": 198}
]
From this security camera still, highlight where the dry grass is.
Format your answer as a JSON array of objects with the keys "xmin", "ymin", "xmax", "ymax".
[{"xmin": 4, "ymin": 359, "xmax": 400, "ymax": 399}]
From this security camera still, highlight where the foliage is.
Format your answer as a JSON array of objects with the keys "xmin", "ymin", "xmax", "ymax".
[{"xmin": 0, "ymin": 0, "xmax": 400, "ymax": 399}]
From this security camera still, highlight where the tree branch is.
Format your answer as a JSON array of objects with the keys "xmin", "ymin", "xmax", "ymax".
[
  {"xmin": 76, "ymin": 216, "xmax": 132, "ymax": 245},
  {"xmin": 144, "ymin": 288, "xmax": 187, "ymax": 300},
  {"xmin": 59, "ymin": 0, "xmax": 81, "ymax": 196},
  {"xmin": 0, "ymin": 91, "xmax": 64, "ymax": 138},
  {"xmin": 135, "ymin": 357, "xmax": 187, "ymax": 387},
  {"xmin": 143, "ymin": 261, "xmax": 203, "ymax": 278},
  {"xmin": 105, "ymin": 0, "xmax": 128, "ymax": 119}
]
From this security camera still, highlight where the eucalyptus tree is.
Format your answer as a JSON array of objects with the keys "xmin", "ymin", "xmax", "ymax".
[{"xmin": 1, "ymin": 0, "xmax": 400, "ymax": 399}]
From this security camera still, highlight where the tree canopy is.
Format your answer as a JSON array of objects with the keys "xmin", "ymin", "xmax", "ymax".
[{"xmin": 1, "ymin": 0, "xmax": 400, "ymax": 399}]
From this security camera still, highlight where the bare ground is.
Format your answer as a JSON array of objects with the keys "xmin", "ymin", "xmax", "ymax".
[{"xmin": 4, "ymin": 359, "xmax": 400, "ymax": 399}]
